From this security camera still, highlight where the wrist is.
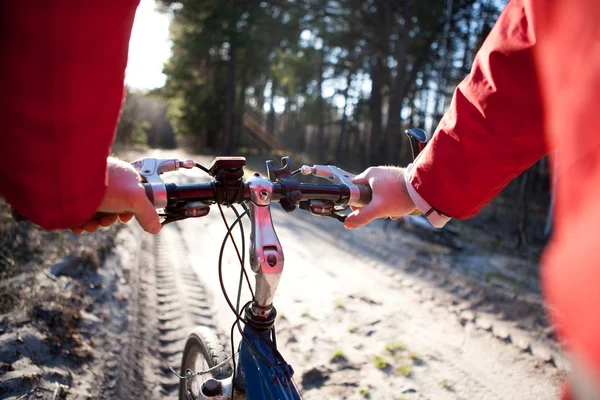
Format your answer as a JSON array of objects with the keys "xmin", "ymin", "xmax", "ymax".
[
  {"xmin": 403, "ymin": 164, "xmax": 451, "ymax": 228},
  {"xmin": 400, "ymin": 169, "xmax": 420, "ymax": 215}
]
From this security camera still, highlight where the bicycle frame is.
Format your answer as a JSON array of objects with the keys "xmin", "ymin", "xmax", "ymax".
[
  {"xmin": 190, "ymin": 318, "xmax": 301, "ymax": 399},
  {"xmin": 237, "ymin": 323, "xmax": 301, "ymax": 399}
]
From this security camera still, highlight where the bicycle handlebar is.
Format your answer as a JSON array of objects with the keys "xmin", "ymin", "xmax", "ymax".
[
  {"xmin": 163, "ymin": 181, "xmax": 371, "ymax": 208},
  {"xmin": 89, "ymin": 159, "xmax": 371, "ymax": 226}
]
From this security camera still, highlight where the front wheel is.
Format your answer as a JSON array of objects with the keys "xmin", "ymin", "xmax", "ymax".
[{"xmin": 179, "ymin": 327, "xmax": 233, "ymax": 400}]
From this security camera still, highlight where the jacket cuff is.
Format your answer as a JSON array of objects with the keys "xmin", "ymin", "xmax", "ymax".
[{"xmin": 404, "ymin": 163, "xmax": 451, "ymax": 228}]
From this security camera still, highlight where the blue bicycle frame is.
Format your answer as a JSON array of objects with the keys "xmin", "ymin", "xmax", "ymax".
[{"xmin": 237, "ymin": 325, "xmax": 301, "ymax": 399}]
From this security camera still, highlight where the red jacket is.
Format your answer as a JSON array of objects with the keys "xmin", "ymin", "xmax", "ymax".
[
  {"xmin": 411, "ymin": 0, "xmax": 600, "ymax": 395},
  {"xmin": 0, "ymin": 1, "xmax": 139, "ymax": 229}
]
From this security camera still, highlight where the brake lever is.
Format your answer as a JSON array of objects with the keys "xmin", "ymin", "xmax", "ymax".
[
  {"xmin": 296, "ymin": 165, "xmax": 366, "ymax": 223},
  {"xmin": 299, "ymin": 164, "xmax": 372, "ymax": 208},
  {"xmin": 329, "ymin": 212, "xmax": 348, "ymax": 223},
  {"xmin": 298, "ymin": 200, "xmax": 349, "ymax": 222},
  {"xmin": 159, "ymin": 202, "xmax": 211, "ymax": 226},
  {"xmin": 131, "ymin": 157, "xmax": 196, "ymax": 209}
]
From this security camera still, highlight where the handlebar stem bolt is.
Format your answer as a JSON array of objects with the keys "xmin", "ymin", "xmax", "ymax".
[
  {"xmin": 288, "ymin": 190, "xmax": 302, "ymax": 204},
  {"xmin": 267, "ymin": 254, "xmax": 278, "ymax": 267},
  {"xmin": 260, "ymin": 190, "xmax": 269, "ymax": 200}
]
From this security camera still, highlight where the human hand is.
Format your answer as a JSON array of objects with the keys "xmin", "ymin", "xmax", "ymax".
[
  {"xmin": 344, "ymin": 166, "xmax": 418, "ymax": 229},
  {"xmin": 71, "ymin": 158, "xmax": 161, "ymax": 235}
]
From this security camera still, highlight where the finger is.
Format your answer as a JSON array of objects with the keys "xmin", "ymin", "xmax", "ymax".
[
  {"xmin": 83, "ymin": 221, "xmax": 100, "ymax": 233},
  {"xmin": 118, "ymin": 213, "xmax": 134, "ymax": 223},
  {"xmin": 71, "ymin": 226, "xmax": 84, "ymax": 235},
  {"xmin": 99, "ymin": 215, "xmax": 118, "ymax": 227},
  {"xmin": 344, "ymin": 201, "xmax": 382, "ymax": 229},
  {"xmin": 351, "ymin": 167, "xmax": 373, "ymax": 185},
  {"xmin": 132, "ymin": 194, "xmax": 161, "ymax": 234}
]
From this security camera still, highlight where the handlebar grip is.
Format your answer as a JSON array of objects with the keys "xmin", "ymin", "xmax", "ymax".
[
  {"xmin": 355, "ymin": 184, "xmax": 372, "ymax": 208},
  {"xmin": 89, "ymin": 183, "xmax": 156, "ymax": 222},
  {"xmin": 352, "ymin": 184, "xmax": 421, "ymax": 216}
]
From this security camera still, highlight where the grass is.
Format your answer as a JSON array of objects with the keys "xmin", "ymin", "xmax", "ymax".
[
  {"xmin": 348, "ymin": 325, "xmax": 358, "ymax": 333},
  {"xmin": 408, "ymin": 351, "xmax": 420, "ymax": 361},
  {"xmin": 385, "ymin": 341, "xmax": 407, "ymax": 355},
  {"xmin": 396, "ymin": 362, "xmax": 412, "ymax": 377},
  {"xmin": 331, "ymin": 348, "xmax": 346, "ymax": 362},
  {"xmin": 335, "ymin": 298, "xmax": 346, "ymax": 309},
  {"xmin": 440, "ymin": 379, "xmax": 452, "ymax": 390},
  {"xmin": 300, "ymin": 311, "xmax": 310, "ymax": 317},
  {"xmin": 359, "ymin": 388, "xmax": 370, "ymax": 398},
  {"xmin": 374, "ymin": 355, "xmax": 391, "ymax": 370}
]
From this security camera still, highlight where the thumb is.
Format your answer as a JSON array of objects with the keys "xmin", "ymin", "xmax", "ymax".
[
  {"xmin": 351, "ymin": 167, "xmax": 373, "ymax": 185},
  {"xmin": 344, "ymin": 202, "xmax": 381, "ymax": 229},
  {"xmin": 133, "ymin": 195, "xmax": 162, "ymax": 234}
]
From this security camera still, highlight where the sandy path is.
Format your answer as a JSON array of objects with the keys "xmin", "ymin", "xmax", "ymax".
[{"xmin": 171, "ymin": 165, "xmax": 563, "ymax": 400}]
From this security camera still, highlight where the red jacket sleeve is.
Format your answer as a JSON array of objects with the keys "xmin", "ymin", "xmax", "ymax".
[
  {"xmin": 0, "ymin": 1, "xmax": 139, "ymax": 230},
  {"xmin": 409, "ymin": 0, "xmax": 547, "ymax": 219}
]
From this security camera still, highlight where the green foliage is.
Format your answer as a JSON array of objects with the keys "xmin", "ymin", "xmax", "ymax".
[
  {"xmin": 156, "ymin": 0, "xmax": 505, "ymax": 160},
  {"xmin": 373, "ymin": 355, "xmax": 391, "ymax": 370},
  {"xmin": 385, "ymin": 341, "xmax": 407, "ymax": 355},
  {"xmin": 330, "ymin": 348, "xmax": 346, "ymax": 362},
  {"xmin": 116, "ymin": 89, "xmax": 150, "ymax": 146},
  {"xmin": 440, "ymin": 379, "xmax": 451, "ymax": 389},
  {"xmin": 396, "ymin": 362, "xmax": 412, "ymax": 377}
]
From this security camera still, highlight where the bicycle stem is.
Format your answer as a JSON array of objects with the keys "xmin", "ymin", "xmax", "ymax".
[{"xmin": 247, "ymin": 174, "xmax": 284, "ymax": 318}]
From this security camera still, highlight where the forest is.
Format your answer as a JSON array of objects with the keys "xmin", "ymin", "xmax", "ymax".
[{"xmin": 144, "ymin": 0, "xmax": 505, "ymax": 164}]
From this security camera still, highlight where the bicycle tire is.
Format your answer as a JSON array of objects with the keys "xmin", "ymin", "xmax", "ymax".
[{"xmin": 179, "ymin": 326, "xmax": 233, "ymax": 400}]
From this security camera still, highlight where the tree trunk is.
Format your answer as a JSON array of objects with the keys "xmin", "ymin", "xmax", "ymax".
[
  {"xmin": 433, "ymin": 0, "xmax": 454, "ymax": 122},
  {"xmin": 368, "ymin": 0, "xmax": 392, "ymax": 166},
  {"xmin": 267, "ymin": 79, "xmax": 277, "ymax": 137},
  {"xmin": 369, "ymin": 56, "xmax": 385, "ymax": 165},
  {"xmin": 460, "ymin": 2, "xmax": 475, "ymax": 77},
  {"xmin": 233, "ymin": 71, "xmax": 248, "ymax": 151},
  {"xmin": 223, "ymin": 40, "xmax": 237, "ymax": 154},
  {"xmin": 336, "ymin": 72, "xmax": 353, "ymax": 163},
  {"xmin": 383, "ymin": 0, "xmax": 413, "ymax": 164},
  {"xmin": 317, "ymin": 47, "xmax": 326, "ymax": 160},
  {"xmin": 256, "ymin": 77, "xmax": 267, "ymax": 124}
]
